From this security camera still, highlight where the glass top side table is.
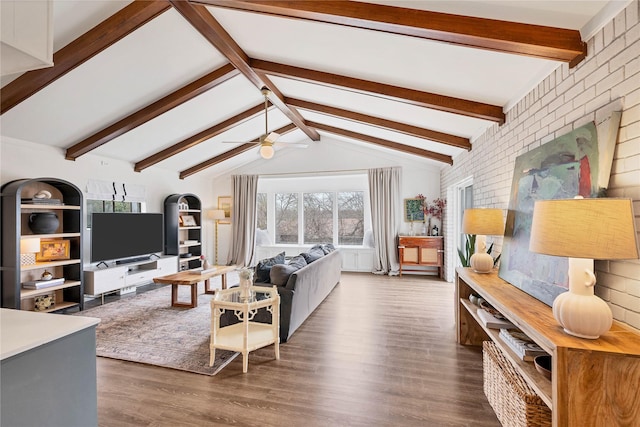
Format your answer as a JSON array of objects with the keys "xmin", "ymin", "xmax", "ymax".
[{"xmin": 210, "ymin": 285, "xmax": 280, "ymax": 373}]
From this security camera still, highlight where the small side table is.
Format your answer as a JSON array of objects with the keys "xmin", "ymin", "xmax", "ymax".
[{"xmin": 210, "ymin": 286, "xmax": 280, "ymax": 373}]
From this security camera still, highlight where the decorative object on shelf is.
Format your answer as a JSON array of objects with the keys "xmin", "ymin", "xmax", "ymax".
[
  {"xmin": 534, "ymin": 355, "xmax": 552, "ymax": 380},
  {"xmin": 238, "ymin": 268, "xmax": 254, "ymax": 302},
  {"xmin": 41, "ymin": 270, "xmax": 53, "ymax": 281},
  {"xmin": 36, "ymin": 239, "xmax": 70, "ymax": 262},
  {"xmin": 180, "ymin": 215, "xmax": 197, "ymax": 227},
  {"xmin": 178, "ymin": 201, "xmax": 189, "ymax": 211},
  {"xmin": 34, "ymin": 293, "xmax": 55, "ymax": 311},
  {"xmin": 23, "ymin": 277, "xmax": 64, "ymax": 289},
  {"xmin": 28, "ymin": 211, "xmax": 59, "ymax": 234},
  {"xmin": 431, "ymin": 225, "xmax": 439, "ymax": 236},
  {"xmin": 33, "ymin": 190, "xmax": 52, "ymax": 199},
  {"xmin": 529, "ymin": 197, "xmax": 639, "ymax": 339},
  {"xmin": 461, "ymin": 208, "xmax": 504, "ymax": 273},
  {"xmin": 20, "ymin": 237, "xmax": 41, "ymax": 265},
  {"xmin": 217, "ymin": 196, "xmax": 232, "ymax": 224},
  {"xmin": 207, "ymin": 209, "xmax": 226, "ymax": 265}
]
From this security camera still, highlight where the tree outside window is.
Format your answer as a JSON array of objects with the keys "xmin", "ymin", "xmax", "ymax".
[
  {"xmin": 303, "ymin": 192, "xmax": 333, "ymax": 244},
  {"xmin": 275, "ymin": 193, "xmax": 298, "ymax": 244},
  {"xmin": 338, "ymin": 191, "xmax": 364, "ymax": 245},
  {"xmin": 257, "ymin": 193, "xmax": 267, "ymax": 230}
]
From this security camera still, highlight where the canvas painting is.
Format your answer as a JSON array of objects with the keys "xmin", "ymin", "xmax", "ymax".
[{"xmin": 498, "ymin": 120, "xmax": 617, "ymax": 306}]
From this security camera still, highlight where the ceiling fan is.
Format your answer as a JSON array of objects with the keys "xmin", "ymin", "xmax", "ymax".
[{"xmin": 224, "ymin": 87, "xmax": 308, "ymax": 159}]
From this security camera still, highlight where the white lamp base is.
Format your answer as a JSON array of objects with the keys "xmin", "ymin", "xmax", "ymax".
[
  {"xmin": 552, "ymin": 257, "xmax": 612, "ymax": 339},
  {"xmin": 470, "ymin": 252, "xmax": 493, "ymax": 273}
]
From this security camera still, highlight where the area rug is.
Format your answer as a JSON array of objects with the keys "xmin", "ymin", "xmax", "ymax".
[{"xmin": 76, "ymin": 276, "xmax": 239, "ymax": 376}]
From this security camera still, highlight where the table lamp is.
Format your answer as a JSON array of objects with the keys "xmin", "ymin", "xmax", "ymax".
[
  {"xmin": 20, "ymin": 237, "xmax": 41, "ymax": 265},
  {"xmin": 462, "ymin": 208, "xmax": 504, "ymax": 273},
  {"xmin": 207, "ymin": 209, "xmax": 226, "ymax": 265},
  {"xmin": 529, "ymin": 197, "xmax": 639, "ymax": 339}
]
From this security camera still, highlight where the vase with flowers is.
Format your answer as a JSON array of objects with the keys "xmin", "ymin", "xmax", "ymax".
[
  {"xmin": 238, "ymin": 267, "xmax": 254, "ymax": 301},
  {"xmin": 415, "ymin": 195, "xmax": 447, "ymax": 236}
]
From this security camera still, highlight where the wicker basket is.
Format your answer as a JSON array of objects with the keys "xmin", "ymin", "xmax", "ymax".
[{"xmin": 483, "ymin": 341, "xmax": 551, "ymax": 427}]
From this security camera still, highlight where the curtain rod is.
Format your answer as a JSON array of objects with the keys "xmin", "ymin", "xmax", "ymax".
[{"xmin": 258, "ymin": 168, "xmax": 369, "ymax": 178}]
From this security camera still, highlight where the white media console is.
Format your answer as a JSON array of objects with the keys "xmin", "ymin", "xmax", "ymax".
[{"xmin": 84, "ymin": 256, "xmax": 178, "ymax": 301}]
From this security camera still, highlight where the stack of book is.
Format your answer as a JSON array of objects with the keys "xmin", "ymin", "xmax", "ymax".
[
  {"xmin": 21, "ymin": 198, "xmax": 63, "ymax": 205},
  {"xmin": 477, "ymin": 308, "xmax": 515, "ymax": 330},
  {"xmin": 22, "ymin": 277, "xmax": 65, "ymax": 289},
  {"xmin": 499, "ymin": 329, "xmax": 548, "ymax": 361}
]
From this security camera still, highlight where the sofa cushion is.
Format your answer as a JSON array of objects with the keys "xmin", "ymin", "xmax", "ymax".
[
  {"xmin": 301, "ymin": 248, "xmax": 325, "ymax": 264},
  {"xmin": 270, "ymin": 255, "xmax": 307, "ymax": 286},
  {"xmin": 255, "ymin": 252, "xmax": 285, "ymax": 283}
]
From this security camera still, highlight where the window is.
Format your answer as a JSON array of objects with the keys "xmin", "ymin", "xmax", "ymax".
[
  {"xmin": 303, "ymin": 192, "xmax": 333, "ymax": 244},
  {"xmin": 275, "ymin": 193, "xmax": 298, "ymax": 244},
  {"xmin": 338, "ymin": 191, "xmax": 364, "ymax": 245},
  {"xmin": 256, "ymin": 193, "xmax": 267, "ymax": 229},
  {"xmin": 86, "ymin": 200, "xmax": 142, "ymax": 228}
]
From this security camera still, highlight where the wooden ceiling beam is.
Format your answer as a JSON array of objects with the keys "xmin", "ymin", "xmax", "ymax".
[
  {"xmin": 252, "ymin": 60, "xmax": 505, "ymax": 124},
  {"xmin": 1, "ymin": 0, "xmax": 172, "ymax": 114},
  {"xmin": 135, "ymin": 102, "xmax": 268, "ymax": 172},
  {"xmin": 180, "ymin": 123, "xmax": 297, "ymax": 179},
  {"xmin": 170, "ymin": 1, "xmax": 320, "ymax": 141},
  {"xmin": 65, "ymin": 64, "xmax": 238, "ymax": 160},
  {"xmin": 286, "ymin": 97, "xmax": 470, "ymax": 150},
  {"xmin": 196, "ymin": 0, "xmax": 586, "ymax": 65},
  {"xmin": 307, "ymin": 121, "xmax": 453, "ymax": 165}
]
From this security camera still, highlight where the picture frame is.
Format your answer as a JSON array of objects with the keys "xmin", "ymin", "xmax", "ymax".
[
  {"xmin": 404, "ymin": 198, "xmax": 425, "ymax": 222},
  {"xmin": 36, "ymin": 239, "xmax": 70, "ymax": 262},
  {"xmin": 180, "ymin": 215, "xmax": 197, "ymax": 227},
  {"xmin": 218, "ymin": 196, "xmax": 231, "ymax": 224}
]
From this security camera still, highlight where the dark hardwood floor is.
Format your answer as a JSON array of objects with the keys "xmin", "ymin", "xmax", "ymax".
[{"xmin": 96, "ymin": 272, "xmax": 500, "ymax": 426}]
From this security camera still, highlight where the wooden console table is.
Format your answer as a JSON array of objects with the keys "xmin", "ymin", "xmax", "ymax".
[
  {"xmin": 456, "ymin": 267, "xmax": 640, "ymax": 426},
  {"xmin": 398, "ymin": 236, "xmax": 444, "ymax": 278}
]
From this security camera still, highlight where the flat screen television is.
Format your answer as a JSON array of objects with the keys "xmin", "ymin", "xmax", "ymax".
[{"xmin": 91, "ymin": 212, "xmax": 164, "ymax": 263}]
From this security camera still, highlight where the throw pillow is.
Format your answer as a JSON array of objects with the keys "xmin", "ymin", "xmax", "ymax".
[
  {"xmin": 320, "ymin": 243, "xmax": 336, "ymax": 254},
  {"xmin": 300, "ymin": 248, "xmax": 324, "ymax": 264},
  {"xmin": 270, "ymin": 255, "xmax": 307, "ymax": 286},
  {"xmin": 255, "ymin": 252, "xmax": 285, "ymax": 283}
]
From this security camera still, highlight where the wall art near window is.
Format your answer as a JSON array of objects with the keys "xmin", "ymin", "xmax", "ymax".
[
  {"xmin": 404, "ymin": 198, "xmax": 425, "ymax": 222},
  {"xmin": 218, "ymin": 196, "xmax": 232, "ymax": 224},
  {"xmin": 499, "ymin": 115, "xmax": 620, "ymax": 306}
]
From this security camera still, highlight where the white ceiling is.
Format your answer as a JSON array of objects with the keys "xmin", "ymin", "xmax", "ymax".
[{"xmin": 0, "ymin": 0, "xmax": 628, "ymax": 179}]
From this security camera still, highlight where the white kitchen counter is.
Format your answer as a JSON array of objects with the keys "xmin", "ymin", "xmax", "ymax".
[{"xmin": 0, "ymin": 308, "xmax": 99, "ymax": 360}]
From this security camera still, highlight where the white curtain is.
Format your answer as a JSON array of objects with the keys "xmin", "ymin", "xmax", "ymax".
[
  {"xmin": 228, "ymin": 174, "xmax": 258, "ymax": 267},
  {"xmin": 368, "ymin": 167, "xmax": 401, "ymax": 275}
]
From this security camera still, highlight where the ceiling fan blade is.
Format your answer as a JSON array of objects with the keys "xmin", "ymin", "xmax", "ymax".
[{"xmin": 264, "ymin": 132, "xmax": 280, "ymax": 144}]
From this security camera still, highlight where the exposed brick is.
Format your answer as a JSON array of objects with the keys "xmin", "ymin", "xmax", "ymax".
[
  {"xmin": 627, "ymin": 1, "xmax": 639, "ymax": 28},
  {"xmin": 615, "ymin": 9, "xmax": 627, "ymax": 38}
]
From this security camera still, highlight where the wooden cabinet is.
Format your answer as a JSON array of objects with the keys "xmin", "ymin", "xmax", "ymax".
[
  {"xmin": 164, "ymin": 194, "xmax": 202, "ymax": 271},
  {"xmin": 398, "ymin": 236, "xmax": 443, "ymax": 278},
  {"xmin": 1, "ymin": 178, "xmax": 84, "ymax": 312},
  {"xmin": 456, "ymin": 267, "xmax": 640, "ymax": 426}
]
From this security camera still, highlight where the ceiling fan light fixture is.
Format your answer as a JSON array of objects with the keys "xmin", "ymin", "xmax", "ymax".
[{"xmin": 260, "ymin": 143, "xmax": 275, "ymax": 159}]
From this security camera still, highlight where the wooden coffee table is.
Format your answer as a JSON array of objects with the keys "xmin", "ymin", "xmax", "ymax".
[{"xmin": 153, "ymin": 265, "xmax": 237, "ymax": 308}]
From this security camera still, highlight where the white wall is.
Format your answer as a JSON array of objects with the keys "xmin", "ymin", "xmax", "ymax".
[
  {"xmin": 211, "ymin": 135, "xmax": 443, "ymax": 264},
  {"xmin": 0, "ymin": 136, "xmax": 217, "ymax": 264},
  {"xmin": 441, "ymin": 1, "xmax": 640, "ymax": 330}
]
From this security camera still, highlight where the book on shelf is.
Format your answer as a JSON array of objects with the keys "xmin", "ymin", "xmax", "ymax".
[
  {"xmin": 499, "ymin": 328, "xmax": 549, "ymax": 361},
  {"xmin": 180, "ymin": 240, "xmax": 198, "ymax": 245},
  {"xmin": 23, "ymin": 277, "xmax": 65, "ymax": 289},
  {"xmin": 477, "ymin": 308, "xmax": 516, "ymax": 330}
]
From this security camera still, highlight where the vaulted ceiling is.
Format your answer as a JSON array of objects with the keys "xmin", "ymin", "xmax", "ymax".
[{"xmin": 0, "ymin": 1, "xmax": 621, "ymax": 179}]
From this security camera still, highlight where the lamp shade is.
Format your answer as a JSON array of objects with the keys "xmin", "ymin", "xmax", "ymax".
[
  {"xmin": 207, "ymin": 209, "xmax": 226, "ymax": 221},
  {"xmin": 462, "ymin": 208, "xmax": 504, "ymax": 236},
  {"xmin": 20, "ymin": 237, "xmax": 41, "ymax": 254},
  {"xmin": 529, "ymin": 198, "xmax": 639, "ymax": 260}
]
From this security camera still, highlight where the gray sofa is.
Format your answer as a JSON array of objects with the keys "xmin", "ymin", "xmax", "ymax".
[{"xmin": 222, "ymin": 248, "xmax": 342, "ymax": 343}]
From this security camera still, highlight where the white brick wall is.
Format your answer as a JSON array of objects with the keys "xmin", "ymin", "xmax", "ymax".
[{"xmin": 442, "ymin": 1, "xmax": 640, "ymax": 331}]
